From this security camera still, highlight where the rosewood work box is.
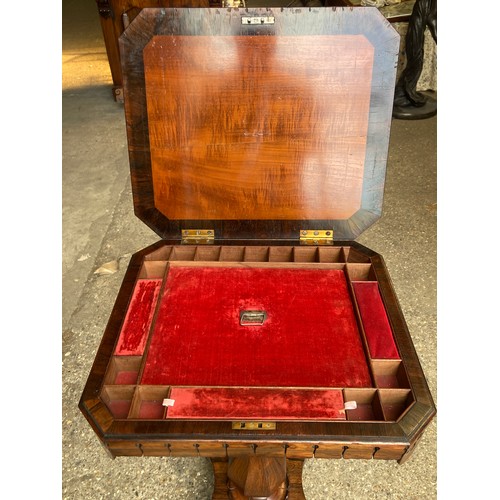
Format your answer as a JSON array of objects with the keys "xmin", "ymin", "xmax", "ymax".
[{"xmin": 79, "ymin": 7, "xmax": 436, "ymax": 499}]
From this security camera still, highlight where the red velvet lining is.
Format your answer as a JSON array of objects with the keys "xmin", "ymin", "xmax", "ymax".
[
  {"xmin": 141, "ymin": 267, "xmax": 371, "ymax": 387},
  {"xmin": 139, "ymin": 401, "xmax": 165, "ymax": 419},
  {"xmin": 166, "ymin": 387, "xmax": 346, "ymax": 420},
  {"xmin": 114, "ymin": 371, "xmax": 139, "ymax": 385},
  {"xmin": 352, "ymin": 282, "xmax": 399, "ymax": 359},
  {"xmin": 107, "ymin": 400, "xmax": 131, "ymax": 419},
  {"xmin": 115, "ymin": 279, "xmax": 162, "ymax": 356}
]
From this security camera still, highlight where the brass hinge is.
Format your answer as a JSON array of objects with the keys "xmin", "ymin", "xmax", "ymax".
[
  {"xmin": 181, "ymin": 229, "xmax": 215, "ymax": 245},
  {"xmin": 299, "ymin": 229, "xmax": 334, "ymax": 245}
]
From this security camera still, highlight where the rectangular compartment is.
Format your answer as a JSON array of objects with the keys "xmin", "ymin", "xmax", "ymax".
[
  {"xmin": 243, "ymin": 246, "xmax": 270, "ymax": 262},
  {"xmin": 343, "ymin": 388, "xmax": 384, "ymax": 421},
  {"xmin": 165, "ymin": 387, "xmax": 346, "ymax": 420},
  {"xmin": 128, "ymin": 385, "xmax": 171, "ymax": 419},
  {"xmin": 343, "ymin": 247, "xmax": 372, "ymax": 263},
  {"xmin": 114, "ymin": 278, "xmax": 162, "ymax": 356},
  {"xmin": 137, "ymin": 261, "xmax": 168, "ymax": 279},
  {"xmin": 352, "ymin": 281, "xmax": 399, "ymax": 359},
  {"xmin": 104, "ymin": 356, "xmax": 142, "ymax": 385},
  {"xmin": 379, "ymin": 389, "xmax": 414, "ymax": 421},
  {"xmin": 144, "ymin": 245, "xmax": 173, "ymax": 261},
  {"xmin": 346, "ymin": 264, "xmax": 376, "ymax": 282},
  {"xmin": 372, "ymin": 360, "xmax": 410, "ymax": 389},
  {"xmin": 169, "ymin": 246, "xmax": 197, "ymax": 261},
  {"xmin": 101, "ymin": 385, "xmax": 136, "ymax": 419},
  {"xmin": 218, "ymin": 246, "xmax": 245, "ymax": 262},
  {"xmin": 318, "ymin": 247, "xmax": 344, "ymax": 263},
  {"xmin": 293, "ymin": 247, "xmax": 319, "ymax": 262},
  {"xmin": 268, "ymin": 246, "xmax": 294, "ymax": 262},
  {"xmin": 194, "ymin": 246, "xmax": 221, "ymax": 261}
]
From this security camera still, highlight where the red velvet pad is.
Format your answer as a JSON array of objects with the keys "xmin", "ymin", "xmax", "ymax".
[
  {"xmin": 114, "ymin": 371, "xmax": 139, "ymax": 385},
  {"xmin": 139, "ymin": 401, "xmax": 165, "ymax": 419},
  {"xmin": 115, "ymin": 279, "xmax": 162, "ymax": 356},
  {"xmin": 141, "ymin": 267, "xmax": 371, "ymax": 387},
  {"xmin": 352, "ymin": 282, "xmax": 399, "ymax": 359},
  {"xmin": 166, "ymin": 387, "xmax": 346, "ymax": 420},
  {"xmin": 107, "ymin": 400, "xmax": 132, "ymax": 419}
]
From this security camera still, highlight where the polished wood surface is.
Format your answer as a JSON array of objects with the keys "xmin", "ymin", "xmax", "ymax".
[
  {"xmin": 120, "ymin": 7, "xmax": 400, "ymax": 240},
  {"xmin": 228, "ymin": 457, "xmax": 286, "ymax": 499},
  {"xmin": 144, "ymin": 35, "xmax": 372, "ymax": 221}
]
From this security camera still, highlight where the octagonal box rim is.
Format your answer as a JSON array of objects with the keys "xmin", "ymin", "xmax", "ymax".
[{"xmin": 79, "ymin": 239, "xmax": 436, "ymax": 455}]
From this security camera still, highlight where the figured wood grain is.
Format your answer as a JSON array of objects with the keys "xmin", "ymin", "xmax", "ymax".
[
  {"xmin": 228, "ymin": 456, "xmax": 286, "ymax": 498},
  {"xmin": 211, "ymin": 459, "xmax": 230, "ymax": 499},
  {"xmin": 144, "ymin": 35, "xmax": 373, "ymax": 221},
  {"xmin": 286, "ymin": 459, "xmax": 306, "ymax": 500},
  {"xmin": 120, "ymin": 7, "xmax": 400, "ymax": 240}
]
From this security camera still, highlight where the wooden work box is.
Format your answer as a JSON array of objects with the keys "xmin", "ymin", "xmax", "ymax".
[{"xmin": 79, "ymin": 7, "xmax": 436, "ymax": 499}]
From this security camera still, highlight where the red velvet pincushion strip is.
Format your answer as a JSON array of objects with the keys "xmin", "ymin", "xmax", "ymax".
[
  {"xmin": 114, "ymin": 279, "xmax": 162, "ymax": 356},
  {"xmin": 166, "ymin": 387, "xmax": 346, "ymax": 420},
  {"xmin": 141, "ymin": 267, "xmax": 371, "ymax": 387},
  {"xmin": 352, "ymin": 282, "xmax": 399, "ymax": 359}
]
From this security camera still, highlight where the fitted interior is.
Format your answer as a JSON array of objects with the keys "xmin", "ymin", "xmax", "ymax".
[{"xmin": 104, "ymin": 245, "xmax": 412, "ymax": 422}]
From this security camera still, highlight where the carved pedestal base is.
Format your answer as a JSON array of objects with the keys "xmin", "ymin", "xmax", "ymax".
[{"xmin": 211, "ymin": 457, "xmax": 306, "ymax": 500}]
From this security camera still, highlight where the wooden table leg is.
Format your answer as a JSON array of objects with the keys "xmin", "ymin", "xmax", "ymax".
[
  {"xmin": 211, "ymin": 459, "xmax": 230, "ymax": 500},
  {"xmin": 210, "ymin": 457, "xmax": 306, "ymax": 500},
  {"xmin": 95, "ymin": 0, "xmax": 125, "ymax": 101},
  {"xmin": 285, "ymin": 459, "xmax": 306, "ymax": 500}
]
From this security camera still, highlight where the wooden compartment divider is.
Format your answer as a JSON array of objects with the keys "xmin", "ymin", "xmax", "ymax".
[
  {"xmin": 194, "ymin": 245, "xmax": 221, "ymax": 261},
  {"xmin": 219, "ymin": 246, "xmax": 245, "ymax": 261},
  {"xmin": 104, "ymin": 356, "xmax": 142, "ymax": 385},
  {"xmin": 144, "ymin": 245, "xmax": 173, "ymax": 261},
  {"xmin": 372, "ymin": 360, "xmax": 410, "ymax": 389},
  {"xmin": 292, "ymin": 246, "xmax": 319, "ymax": 262},
  {"xmin": 243, "ymin": 246, "xmax": 270, "ymax": 262},
  {"xmin": 346, "ymin": 264, "xmax": 376, "ymax": 282},
  {"xmin": 100, "ymin": 385, "xmax": 136, "ymax": 418},
  {"xmin": 343, "ymin": 388, "xmax": 384, "ymax": 421},
  {"xmin": 268, "ymin": 246, "xmax": 294, "ymax": 262},
  {"xmin": 379, "ymin": 389, "xmax": 414, "ymax": 421},
  {"xmin": 318, "ymin": 246, "xmax": 343, "ymax": 263},
  {"xmin": 137, "ymin": 260, "xmax": 168, "ymax": 279},
  {"xmin": 98, "ymin": 246, "xmax": 418, "ymax": 423},
  {"xmin": 128, "ymin": 385, "xmax": 171, "ymax": 419}
]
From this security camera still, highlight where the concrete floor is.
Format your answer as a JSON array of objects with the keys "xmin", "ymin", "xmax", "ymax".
[{"xmin": 62, "ymin": 1, "xmax": 436, "ymax": 498}]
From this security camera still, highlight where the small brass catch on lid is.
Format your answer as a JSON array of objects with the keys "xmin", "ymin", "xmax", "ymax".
[
  {"xmin": 240, "ymin": 310, "xmax": 267, "ymax": 326},
  {"xmin": 232, "ymin": 421, "xmax": 276, "ymax": 430}
]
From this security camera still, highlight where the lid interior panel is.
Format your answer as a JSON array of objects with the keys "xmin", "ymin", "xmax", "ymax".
[
  {"xmin": 120, "ymin": 7, "xmax": 400, "ymax": 240},
  {"xmin": 144, "ymin": 34, "xmax": 373, "ymax": 221}
]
